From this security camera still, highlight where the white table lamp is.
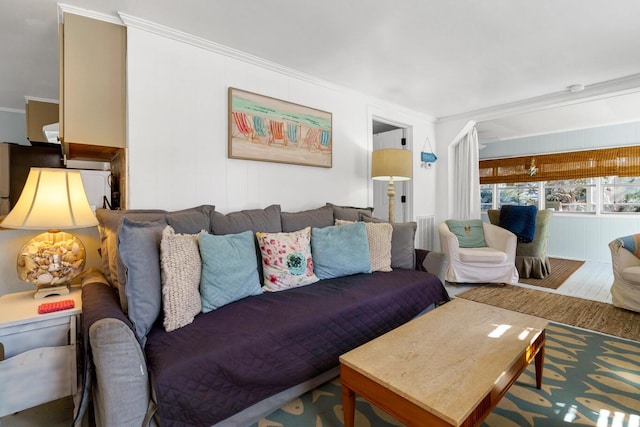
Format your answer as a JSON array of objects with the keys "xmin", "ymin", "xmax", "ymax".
[{"xmin": 0, "ymin": 168, "xmax": 98, "ymax": 298}]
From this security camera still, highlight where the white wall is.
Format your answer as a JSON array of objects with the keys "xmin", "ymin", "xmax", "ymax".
[{"xmin": 124, "ymin": 24, "xmax": 437, "ymax": 218}]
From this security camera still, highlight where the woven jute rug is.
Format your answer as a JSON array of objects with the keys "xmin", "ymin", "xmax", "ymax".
[
  {"xmin": 519, "ymin": 257, "xmax": 585, "ymax": 289},
  {"xmin": 457, "ymin": 284, "xmax": 640, "ymax": 341}
]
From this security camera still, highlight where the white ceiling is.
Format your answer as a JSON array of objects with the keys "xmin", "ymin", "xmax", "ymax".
[{"xmin": 3, "ymin": 0, "xmax": 640, "ymax": 141}]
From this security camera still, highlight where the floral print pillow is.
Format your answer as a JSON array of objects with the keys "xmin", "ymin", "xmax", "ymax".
[{"xmin": 256, "ymin": 227, "xmax": 319, "ymax": 291}]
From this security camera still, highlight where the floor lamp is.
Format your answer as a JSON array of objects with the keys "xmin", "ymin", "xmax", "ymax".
[{"xmin": 371, "ymin": 148, "xmax": 412, "ymax": 223}]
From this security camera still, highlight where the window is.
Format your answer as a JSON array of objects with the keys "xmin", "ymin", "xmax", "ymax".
[
  {"xmin": 544, "ymin": 179, "xmax": 596, "ymax": 212},
  {"xmin": 497, "ymin": 182, "xmax": 538, "ymax": 208},
  {"xmin": 479, "ymin": 146, "xmax": 640, "ymax": 214},
  {"xmin": 602, "ymin": 176, "xmax": 640, "ymax": 213}
]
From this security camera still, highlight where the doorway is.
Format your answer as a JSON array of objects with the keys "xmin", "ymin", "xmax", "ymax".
[{"xmin": 372, "ymin": 119, "xmax": 413, "ymax": 222}]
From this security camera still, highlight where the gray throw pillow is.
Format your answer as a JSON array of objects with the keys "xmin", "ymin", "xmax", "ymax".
[
  {"xmin": 210, "ymin": 204, "xmax": 282, "ymax": 235},
  {"xmin": 166, "ymin": 205, "xmax": 215, "ymax": 234},
  {"xmin": 362, "ymin": 215, "xmax": 417, "ymax": 269},
  {"xmin": 327, "ymin": 202, "xmax": 374, "ymax": 221},
  {"xmin": 281, "ymin": 205, "xmax": 334, "ymax": 232},
  {"xmin": 118, "ymin": 218, "xmax": 165, "ymax": 345},
  {"xmin": 96, "ymin": 209, "xmax": 166, "ymax": 309}
]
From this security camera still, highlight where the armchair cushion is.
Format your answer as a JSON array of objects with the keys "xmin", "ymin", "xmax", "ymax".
[
  {"xmin": 459, "ymin": 247, "xmax": 508, "ymax": 263},
  {"xmin": 445, "ymin": 219, "xmax": 486, "ymax": 248}
]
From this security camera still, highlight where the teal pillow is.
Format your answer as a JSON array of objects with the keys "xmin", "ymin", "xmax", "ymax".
[
  {"xmin": 198, "ymin": 231, "xmax": 262, "ymax": 312},
  {"xmin": 311, "ymin": 222, "xmax": 371, "ymax": 280},
  {"xmin": 445, "ymin": 219, "xmax": 487, "ymax": 248}
]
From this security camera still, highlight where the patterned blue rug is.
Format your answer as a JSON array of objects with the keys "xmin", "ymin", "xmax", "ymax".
[{"xmin": 251, "ymin": 323, "xmax": 640, "ymax": 427}]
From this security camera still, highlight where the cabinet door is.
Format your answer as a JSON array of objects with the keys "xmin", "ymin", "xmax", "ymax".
[
  {"xmin": 61, "ymin": 13, "xmax": 126, "ymax": 160},
  {"xmin": 26, "ymin": 101, "xmax": 59, "ymax": 143}
]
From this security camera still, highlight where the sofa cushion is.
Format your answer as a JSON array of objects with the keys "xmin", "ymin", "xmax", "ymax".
[
  {"xmin": 311, "ymin": 222, "xmax": 371, "ymax": 279},
  {"xmin": 166, "ymin": 205, "xmax": 214, "ymax": 235},
  {"xmin": 622, "ymin": 266, "xmax": 640, "ymax": 284},
  {"xmin": 335, "ymin": 220, "xmax": 393, "ymax": 272},
  {"xmin": 362, "ymin": 216, "xmax": 417, "ymax": 269},
  {"xmin": 499, "ymin": 205, "xmax": 538, "ymax": 243},
  {"xmin": 257, "ymin": 227, "xmax": 319, "ymax": 291},
  {"xmin": 459, "ymin": 247, "xmax": 508, "ymax": 263},
  {"xmin": 210, "ymin": 204, "xmax": 282, "ymax": 235},
  {"xmin": 198, "ymin": 231, "xmax": 263, "ymax": 312},
  {"xmin": 118, "ymin": 218, "xmax": 165, "ymax": 345},
  {"xmin": 160, "ymin": 226, "xmax": 202, "ymax": 332},
  {"xmin": 445, "ymin": 219, "xmax": 487, "ymax": 248},
  {"xmin": 327, "ymin": 203, "xmax": 374, "ymax": 221},
  {"xmin": 281, "ymin": 205, "xmax": 334, "ymax": 232}
]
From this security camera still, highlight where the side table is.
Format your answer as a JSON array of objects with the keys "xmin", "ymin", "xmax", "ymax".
[{"xmin": 0, "ymin": 285, "xmax": 82, "ymax": 422}]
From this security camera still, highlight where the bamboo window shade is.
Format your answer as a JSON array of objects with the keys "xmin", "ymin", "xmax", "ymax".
[{"xmin": 479, "ymin": 146, "xmax": 640, "ymax": 184}]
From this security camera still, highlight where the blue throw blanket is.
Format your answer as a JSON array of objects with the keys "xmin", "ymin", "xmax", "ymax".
[
  {"xmin": 499, "ymin": 205, "xmax": 538, "ymax": 243},
  {"xmin": 612, "ymin": 234, "xmax": 640, "ymax": 258}
]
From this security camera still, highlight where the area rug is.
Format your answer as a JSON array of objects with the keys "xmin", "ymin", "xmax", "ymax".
[
  {"xmin": 519, "ymin": 257, "xmax": 585, "ymax": 289},
  {"xmin": 250, "ymin": 323, "xmax": 640, "ymax": 427},
  {"xmin": 457, "ymin": 285, "xmax": 640, "ymax": 341}
]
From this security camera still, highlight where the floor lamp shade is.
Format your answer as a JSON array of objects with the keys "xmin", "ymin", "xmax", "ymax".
[
  {"xmin": 371, "ymin": 149, "xmax": 412, "ymax": 223},
  {"xmin": 0, "ymin": 168, "xmax": 98, "ymax": 298}
]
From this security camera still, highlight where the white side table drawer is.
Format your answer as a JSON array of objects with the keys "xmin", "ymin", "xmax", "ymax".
[
  {"xmin": 0, "ymin": 317, "xmax": 71, "ymax": 359},
  {"xmin": 0, "ymin": 345, "xmax": 74, "ymax": 416}
]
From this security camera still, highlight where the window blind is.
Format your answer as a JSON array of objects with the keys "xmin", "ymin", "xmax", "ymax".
[{"xmin": 479, "ymin": 146, "xmax": 640, "ymax": 184}]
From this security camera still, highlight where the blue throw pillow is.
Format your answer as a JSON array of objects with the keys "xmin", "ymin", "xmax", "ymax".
[
  {"xmin": 445, "ymin": 219, "xmax": 487, "ymax": 248},
  {"xmin": 198, "ymin": 230, "xmax": 262, "ymax": 312},
  {"xmin": 499, "ymin": 205, "xmax": 538, "ymax": 243},
  {"xmin": 118, "ymin": 218, "xmax": 166, "ymax": 346},
  {"xmin": 311, "ymin": 222, "xmax": 371, "ymax": 280}
]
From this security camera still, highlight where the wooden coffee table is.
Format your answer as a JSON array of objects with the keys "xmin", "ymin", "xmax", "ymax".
[{"xmin": 339, "ymin": 298, "xmax": 548, "ymax": 427}]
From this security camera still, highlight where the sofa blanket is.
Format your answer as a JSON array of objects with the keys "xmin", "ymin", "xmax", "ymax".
[{"xmin": 145, "ymin": 269, "xmax": 448, "ymax": 426}]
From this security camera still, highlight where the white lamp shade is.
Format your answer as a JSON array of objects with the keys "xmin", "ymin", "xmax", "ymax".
[
  {"xmin": 371, "ymin": 148, "xmax": 413, "ymax": 181},
  {"xmin": 0, "ymin": 168, "xmax": 98, "ymax": 230}
]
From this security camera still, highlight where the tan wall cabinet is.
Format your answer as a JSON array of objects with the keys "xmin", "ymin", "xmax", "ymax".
[
  {"xmin": 25, "ymin": 100, "xmax": 59, "ymax": 143},
  {"xmin": 59, "ymin": 13, "xmax": 126, "ymax": 161}
]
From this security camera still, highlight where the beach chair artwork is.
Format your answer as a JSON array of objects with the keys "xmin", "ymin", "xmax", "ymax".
[{"xmin": 228, "ymin": 87, "xmax": 332, "ymax": 168}]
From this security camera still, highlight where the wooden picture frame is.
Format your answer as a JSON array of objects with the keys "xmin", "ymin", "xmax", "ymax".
[{"xmin": 228, "ymin": 88, "xmax": 332, "ymax": 168}]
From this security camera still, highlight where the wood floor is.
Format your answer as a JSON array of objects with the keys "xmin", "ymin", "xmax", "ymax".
[
  {"xmin": 445, "ymin": 260, "xmax": 613, "ymax": 303},
  {"xmin": 2, "ymin": 260, "xmax": 615, "ymax": 426}
]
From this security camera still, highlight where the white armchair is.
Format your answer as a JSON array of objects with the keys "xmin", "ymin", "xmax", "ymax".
[
  {"xmin": 609, "ymin": 240, "xmax": 640, "ymax": 312},
  {"xmin": 439, "ymin": 221, "xmax": 519, "ymax": 285}
]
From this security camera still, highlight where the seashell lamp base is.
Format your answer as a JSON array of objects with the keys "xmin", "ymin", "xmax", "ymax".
[{"xmin": 17, "ymin": 231, "xmax": 86, "ymax": 298}]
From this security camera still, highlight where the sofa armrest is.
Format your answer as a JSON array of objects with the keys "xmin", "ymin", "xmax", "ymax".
[
  {"xmin": 82, "ymin": 276, "xmax": 152, "ymax": 427},
  {"xmin": 415, "ymin": 249, "xmax": 448, "ymax": 285}
]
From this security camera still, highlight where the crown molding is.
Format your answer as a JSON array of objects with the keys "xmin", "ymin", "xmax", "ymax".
[
  {"xmin": 440, "ymin": 73, "xmax": 640, "ymax": 124},
  {"xmin": 117, "ymin": 12, "xmax": 437, "ymax": 124},
  {"xmin": 58, "ymin": 3, "xmax": 123, "ymax": 25}
]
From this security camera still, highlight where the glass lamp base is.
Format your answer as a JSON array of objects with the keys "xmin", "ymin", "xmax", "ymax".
[
  {"xmin": 34, "ymin": 285, "xmax": 70, "ymax": 299},
  {"xmin": 17, "ymin": 231, "xmax": 86, "ymax": 291}
]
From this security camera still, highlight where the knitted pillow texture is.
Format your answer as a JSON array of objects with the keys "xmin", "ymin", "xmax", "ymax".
[
  {"xmin": 335, "ymin": 220, "xmax": 393, "ymax": 272},
  {"xmin": 160, "ymin": 225, "xmax": 202, "ymax": 331}
]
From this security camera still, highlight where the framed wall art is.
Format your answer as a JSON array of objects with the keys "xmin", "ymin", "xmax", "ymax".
[{"xmin": 228, "ymin": 87, "xmax": 332, "ymax": 168}]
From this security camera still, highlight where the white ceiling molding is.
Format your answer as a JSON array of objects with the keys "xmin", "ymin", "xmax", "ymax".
[
  {"xmin": 118, "ymin": 12, "xmax": 436, "ymax": 124},
  {"xmin": 441, "ymin": 73, "xmax": 640, "ymax": 124},
  {"xmin": 57, "ymin": 3, "xmax": 123, "ymax": 25},
  {"xmin": 24, "ymin": 96, "xmax": 59, "ymax": 104}
]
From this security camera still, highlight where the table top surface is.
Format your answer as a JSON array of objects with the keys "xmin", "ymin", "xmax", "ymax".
[
  {"xmin": 339, "ymin": 298, "xmax": 549, "ymax": 426},
  {"xmin": 0, "ymin": 285, "xmax": 82, "ymax": 328}
]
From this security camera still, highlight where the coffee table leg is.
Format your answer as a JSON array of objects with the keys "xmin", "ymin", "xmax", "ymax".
[
  {"xmin": 341, "ymin": 384, "xmax": 356, "ymax": 427},
  {"xmin": 535, "ymin": 344, "xmax": 545, "ymax": 389}
]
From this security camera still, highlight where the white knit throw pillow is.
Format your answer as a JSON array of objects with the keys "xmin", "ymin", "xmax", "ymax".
[
  {"xmin": 335, "ymin": 220, "xmax": 393, "ymax": 272},
  {"xmin": 160, "ymin": 225, "xmax": 202, "ymax": 331}
]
